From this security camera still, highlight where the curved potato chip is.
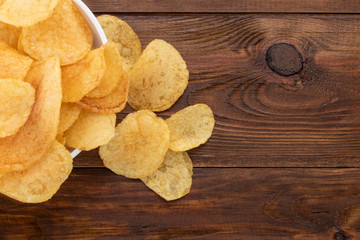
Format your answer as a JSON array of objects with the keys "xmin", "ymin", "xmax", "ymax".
[
  {"xmin": 77, "ymin": 72, "xmax": 129, "ymax": 114},
  {"xmin": 64, "ymin": 110, "xmax": 116, "ymax": 151},
  {"xmin": 17, "ymin": 32, "xmax": 25, "ymax": 54},
  {"xmin": 87, "ymin": 41, "xmax": 124, "ymax": 98},
  {"xmin": 141, "ymin": 150, "xmax": 193, "ymax": 201},
  {"xmin": 97, "ymin": 15, "xmax": 142, "ymax": 72},
  {"xmin": 128, "ymin": 39, "xmax": 189, "ymax": 112},
  {"xmin": 166, "ymin": 104, "xmax": 215, "ymax": 151},
  {"xmin": 22, "ymin": 0, "xmax": 92, "ymax": 65},
  {"xmin": 0, "ymin": 79, "xmax": 35, "ymax": 138},
  {"xmin": 100, "ymin": 110, "xmax": 169, "ymax": 179},
  {"xmin": 0, "ymin": 0, "xmax": 58, "ymax": 27},
  {"xmin": 56, "ymin": 133, "xmax": 66, "ymax": 145},
  {"xmin": 58, "ymin": 102, "xmax": 81, "ymax": 134},
  {"xmin": 62, "ymin": 47, "xmax": 106, "ymax": 102},
  {"xmin": 0, "ymin": 56, "xmax": 62, "ymax": 173},
  {"xmin": 0, "ymin": 21, "xmax": 21, "ymax": 49},
  {"xmin": 0, "ymin": 140, "xmax": 73, "ymax": 203},
  {"xmin": 0, "ymin": 41, "xmax": 33, "ymax": 80}
]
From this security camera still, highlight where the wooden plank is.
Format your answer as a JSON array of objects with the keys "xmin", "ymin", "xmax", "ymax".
[
  {"xmin": 74, "ymin": 14, "xmax": 360, "ymax": 168},
  {"xmin": 82, "ymin": 0, "xmax": 360, "ymax": 13},
  {"xmin": 2, "ymin": 168, "xmax": 360, "ymax": 239}
]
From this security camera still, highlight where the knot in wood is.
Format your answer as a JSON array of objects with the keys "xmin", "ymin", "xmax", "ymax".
[
  {"xmin": 266, "ymin": 43, "xmax": 303, "ymax": 76},
  {"xmin": 334, "ymin": 231, "xmax": 347, "ymax": 240}
]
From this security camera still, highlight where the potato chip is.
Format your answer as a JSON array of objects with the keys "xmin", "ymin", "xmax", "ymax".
[
  {"xmin": 141, "ymin": 150, "xmax": 193, "ymax": 201},
  {"xmin": 128, "ymin": 39, "xmax": 189, "ymax": 112},
  {"xmin": 58, "ymin": 102, "xmax": 81, "ymax": 134},
  {"xmin": 77, "ymin": 72, "xmax": 129, "ymax": 114},
  {"xmin": 0, "ymin": 140, "xmax": 73, "ymax": 203},
  {"xmin": 23, "ymin": 61, "xmax": 42, "ymax": 86},
  {"xmin": 64, "ymin": 110, "xmax": 116, "ymax": 151},
  {"xmin": 22, "ymin": 0, "xmax": 92, "ymax": 66},
  {"xmin": 62, "ymin": 47, "xmax": 106, "ymax": 102},
  {"xmin": 0, "ymin": 79, "xmax": 35, "ymax": 138},
  {"xmin": 100, "ymin": 110, "xmax": 170, "ymax": 179},
  {"xmin": 0, "ymin": 21, "xmax": 21, "ymax": 49},
  {"xmin": 86, "ymin": 41, "xmax": 124, "ymax": 98},
  {"xmin": 0, "ymin": 0, "xmax": 58, "ymax": 27},
  {"xmin": 56, "ymin": 133, "xmax": 66, "ymax": 145},
  {"xmin": 0, "ymin": 41, "xmax": 33, "ymax": 80},
  {"xmin": 16, "ymin": 32, "xmax": 28, "ymax": 55},
  {"xmin": 97, "ymin": 15, "xmax": 141, "ymax": 72},
  {"xmin": 165, "ymin": 104, "xmax": 215, "ymax": 151},
  {"xmin": 0, "ymin": 56, "xmax": 61, "ymax": 173}
]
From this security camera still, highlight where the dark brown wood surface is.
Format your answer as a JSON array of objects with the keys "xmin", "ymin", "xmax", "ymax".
[
  {"xmin": 3, "ymin": 1, "xmax": 360, "ymax": 239},
  {"xmin": 78, "ymin": 14, "xmax": 360, "ymax": 168},
  {"xmin": 84, "ymin": 0, "xmax": 360, "ymax": 13},
  {"xmin": 3, "ymin": 168, "xmax": 360, "ymax": 239}
]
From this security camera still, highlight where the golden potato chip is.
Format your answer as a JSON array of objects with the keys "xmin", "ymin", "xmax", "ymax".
[
  {"xmin": 62, "ymin": 47, "xmax": 106, "ymax": 102},
  {"xmin": 0, "ymin": 0, "xmax": 58, "ymax": 27},
  {"xmin": 17, "ymin": 32, "xmax": 25, "ymax": 54},
  {"xmin": 0, "ymin": 56, "xmax": 61, "ymax": 173},
  {"xmin": 0, "ymin": 21, "xmax": 21, "ymax": 49},
  {"xmin": 77, "ymin": 72, "xmax": 129, "ymax": 114},
  {"xmin": 0, "ymin": 41, "xmax": 33, "ymax": 80},
  {"xmin": 0, "ymin": 79, "xmax": 35, "ymax": 138},
  {"xmin": 128, "ymin": 39, "xmax": 189, "ymax": 112},
  {"xmin": 166, "ymin": 104, "xmax": 215, "ymax": 151},
  {"xmin": 97, "ymin": 15, "xmax": 141, "ymax": 72},
  {"xmin": 141, "ymin": 150, "xmax": 193, "ymax": 201},
  {"xmin": 58, "ymin": 102, "xmax": 81, "ymax": 134},
  {"xmin": 56, "ymin": 133, "xmax": 66, "ymax": 145},
  {"xmin": 22, "ymin": 0, "xmax": 92, "ymax": 66},
  {"xmin": 0, "ymin": 140, "xmax": 73, "ymax": 203},
  {"xmin": 64, "ymin": 110, "xmax": 116, "ymax": 151},
  {"xmin": 86, "ymin": 41, "xmax": 124, "ymax": 98},
  {"xmin": 100, "ymin": 110, "xmax": 170, "ymax": 179}
]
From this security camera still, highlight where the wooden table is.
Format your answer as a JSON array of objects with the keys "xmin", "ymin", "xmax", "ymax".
[{"xmin": 3, "ymin": 1, "xmax": 360, "ymax": 239}]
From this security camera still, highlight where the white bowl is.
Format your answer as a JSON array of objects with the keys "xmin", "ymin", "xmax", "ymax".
[
  {"xmin": 69, "ymin": 0, "xmax": 108, "ymax": 158},
  {"xmin": 73, "ymin": 0, "xmax": 108, "ymax": 47}
]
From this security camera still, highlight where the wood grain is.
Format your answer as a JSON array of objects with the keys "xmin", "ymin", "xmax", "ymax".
[
  {"xmin": 2, "ymin": 1, "xmax": 360, "ymax": 239},
  {"xmin": 82, "ymin": 0, "xmax": 360, "ymax": 13},
  {"xmin": 2, "ymin": 168, "xmax": 360, "ymax": 239},
  {"xmin": 74, "ymin": 14, "xmax": 360, "ymax": 168}
]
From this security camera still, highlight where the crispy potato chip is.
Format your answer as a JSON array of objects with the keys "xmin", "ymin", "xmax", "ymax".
[
  {"xmin": 64, "ymin": 110, "xmax": 116, "ymax": 151},
  {"xmin": 0, "ymin": 79, "xmax": 35, "ymax": 138},
  {"xmin": 141, "ymin": 150, "xmax": 193, "ymax": 201},
  {"xmin": 97, "ymin": 15, "xmax": 141, "ymax": 72},
  {"xmin": 17, "ymin": 32, "xmax": 25, "ymax": 54},
  {"xmin": 77, "ymin": 72, "xmax": 129, "ymax": 114},
  {"xmin": 56, "ymin": 133, "xmax": 66, "ymax": 145},
  {"xmin": 0, "ymin": 0, "xmax": 58, "ymax": 27},
  {"xmin": 0, "ymin": 41, "xmax": 33, "ymax": 80},
  {"xmin": 86, "ymin": 41, "xmax": 124, "ymax": 98},
  {"xmin": 58, "ymin": 102, "xmax": 81, "ymax": 134},
  {"xmin": 62, "ymin": 47, "xmax": 106, "ymax": 102},
  {"xmin": 0, "ymin": 56, "xmax": 61, "ymax": 173},
  {"xmin": 128, "ymin": 39, "xmax": 189, "ymax": 112},
  {"xmin": 100, "ymin": 110, "xmax": 170, "ymax": 179},
  {"xmin": 22, "ymin": 0, "xmax": 92, "ymax": 65},
  {"xmin": 0, "ymin": 21, "xmax": 21, "ymax": 49},
  {"xmin": 0, "ymin": 140, "xmax": 73, "ymax": 203},
  {"xmin": 166, "ymin": 104, "xmax": 215, "ymax": 151}
]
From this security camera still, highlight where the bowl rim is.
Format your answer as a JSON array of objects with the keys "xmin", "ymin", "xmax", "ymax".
[{"xmin": 73, "ymin": 0, "xmax": 108, "ymax": 46}]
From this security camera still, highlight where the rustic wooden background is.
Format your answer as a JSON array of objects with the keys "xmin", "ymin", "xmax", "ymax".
[{"xmin": 2, "ymin": 0, "xmax": 360, "ymax": 239}]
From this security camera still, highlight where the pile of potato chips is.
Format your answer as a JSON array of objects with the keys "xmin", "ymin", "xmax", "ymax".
[{"xmin": 0, "ymin": 0, "xmax": 215, "ymax": 203}]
